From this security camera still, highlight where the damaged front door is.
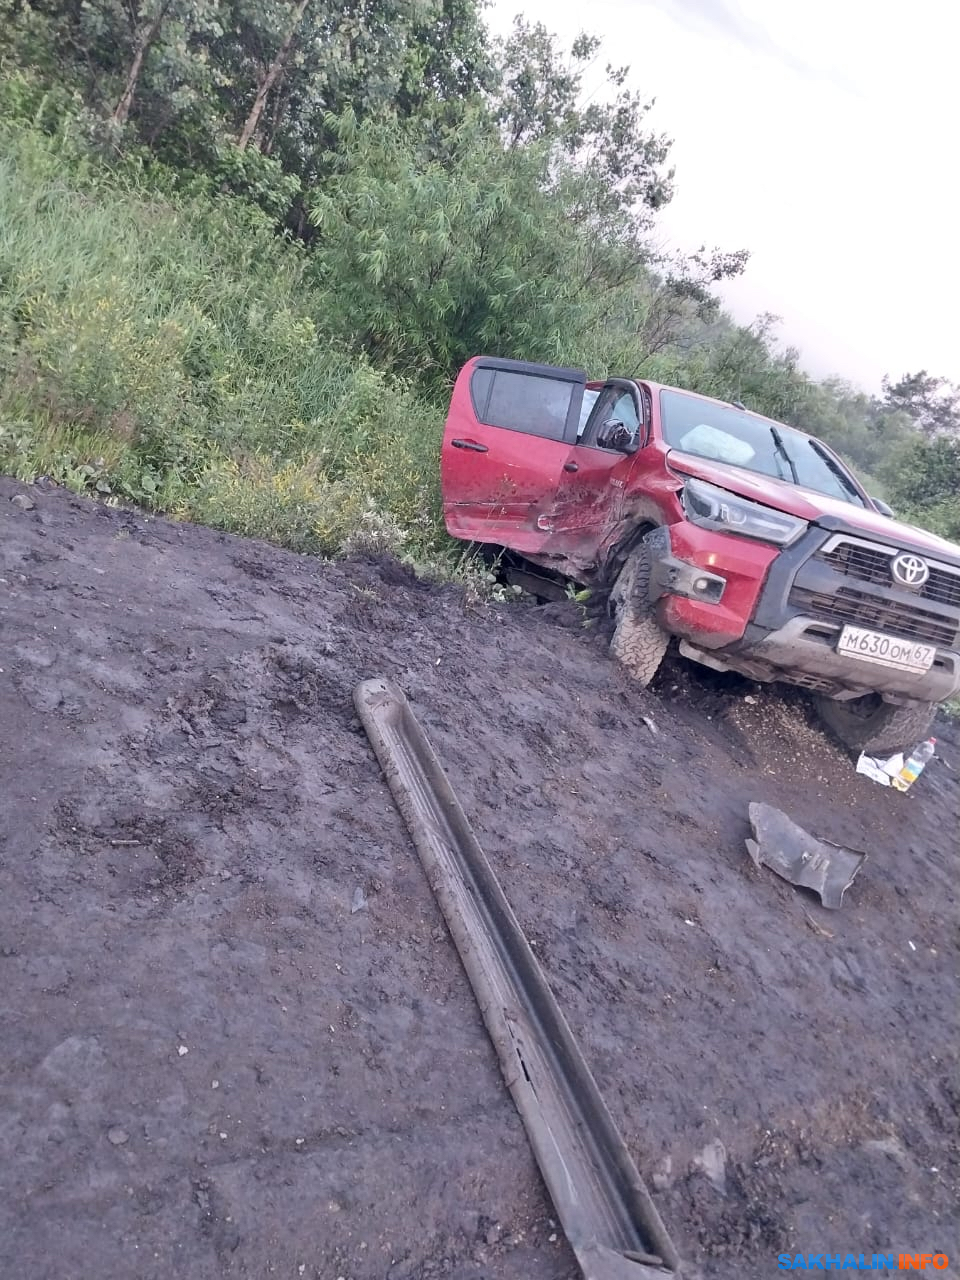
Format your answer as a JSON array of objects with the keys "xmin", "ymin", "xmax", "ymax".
[{"xmin": 536, "ymin": 380, "xmax": 644, "ymax": 570}]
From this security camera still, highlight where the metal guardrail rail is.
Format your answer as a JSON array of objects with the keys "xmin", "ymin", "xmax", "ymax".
[{"xmin": 354, "ymin": 677, "xmax": 683, "ymax": 1280}]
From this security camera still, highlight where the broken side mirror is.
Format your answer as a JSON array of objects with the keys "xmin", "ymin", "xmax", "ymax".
[
  {"xmin": 596, "ymin": 419, "xmax": 637, "ymax": 453},
  {"xmin": 871, "ymin": 497, "xmax": 894, "ymax": 518}
]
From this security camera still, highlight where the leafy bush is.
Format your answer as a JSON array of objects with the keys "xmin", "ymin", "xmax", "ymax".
[
  {"xmin": 880, "ymin": 436, "xmax": 960, "ymax": 540},
  {"xmin": 0, "ymin": 121, "xmax": 450, "ymax": 561}
]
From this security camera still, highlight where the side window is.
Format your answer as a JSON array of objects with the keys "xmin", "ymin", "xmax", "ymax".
[
  {"xmin": 609, "ymin": 390, "xmax": 640, "ymax": 435},
  {"xmin": 470, "ymin": 367, "xmax": 582, "ymax": 442},
  {"xmin": 577, "ymin": 388, "xmax": 602, "ymax": 438},
  {"xmin": 581, "ymin": 384, "xmax": 642, "ymax": 447}
]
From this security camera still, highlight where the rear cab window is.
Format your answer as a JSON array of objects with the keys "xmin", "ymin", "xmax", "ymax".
[{"xmin": 470, "ymin": 365, "xmax": 585, "ymax": 442}]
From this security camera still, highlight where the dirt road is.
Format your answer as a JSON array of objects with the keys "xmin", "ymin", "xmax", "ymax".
[{"xmin": 2, "ymin": 478, "xmax": 957, "ymax": 1279}]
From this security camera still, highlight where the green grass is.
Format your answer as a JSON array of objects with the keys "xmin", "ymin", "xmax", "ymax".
[{"xmin": 0, "ymin": 119, "xmax": 458, "ymax": 571}]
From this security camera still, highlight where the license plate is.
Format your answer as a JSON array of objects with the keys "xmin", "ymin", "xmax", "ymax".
[{"xmin": 837, "ymin": 625, "xmax": 936, "ymax": 673}]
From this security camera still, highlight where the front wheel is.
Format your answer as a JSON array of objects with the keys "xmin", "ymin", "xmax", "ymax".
[
  {"xmin": 813, "ymin": 692, "xmax": 936, "ymax": 756},
  {"xmin": 608, "ymin": 545, "xmax": 670, "ymax": 686}
]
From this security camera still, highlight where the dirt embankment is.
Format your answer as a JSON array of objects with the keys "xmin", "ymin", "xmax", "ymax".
[{"xmin": 1, "ymin": 477, "xmax": 957, "ymax": 1280}]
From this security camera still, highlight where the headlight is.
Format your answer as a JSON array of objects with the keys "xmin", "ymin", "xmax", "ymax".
[{"xmin": 682, "ymin": 478, "xmax": 807, "ymax": 546}]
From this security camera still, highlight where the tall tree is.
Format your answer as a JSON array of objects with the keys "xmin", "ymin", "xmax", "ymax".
[
  {"xmin": 236, "ymin": 0, "xmax": 311, "ymax": 151},
  {"xmin": 881, "ymin": 371, "xmax": 960, "ymax": 437},
  {"xmin": 200, "ymin": 0, "xmax": 491, "ymax": 210},
  {"xmin": 4, "ymin": 0, "xmax": 228, "ymax": 140},
  {"xmin": 491, "ymin": 18, "xmax": 675, "ymax": 246},
  {"xmin": 111, "ymin": 0, "xmax": 176, "ymax": 125}
]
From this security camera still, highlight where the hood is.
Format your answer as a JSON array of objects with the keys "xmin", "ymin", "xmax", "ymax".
[{"xmin": 667, "ymin": 450, "xmax": 960, "ymax": 562}]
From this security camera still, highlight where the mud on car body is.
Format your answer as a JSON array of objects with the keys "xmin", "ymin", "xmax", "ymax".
[{"xmin": 441, "ymin": 357, "xmax": 960, "ymax": 754}]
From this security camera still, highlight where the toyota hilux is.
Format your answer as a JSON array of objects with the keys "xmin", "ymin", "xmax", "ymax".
[{"xmin": 441, "ymin": 356, "xmax": 960, "ymax": 754}]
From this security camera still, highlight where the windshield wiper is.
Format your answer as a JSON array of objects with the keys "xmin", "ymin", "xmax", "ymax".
[{"xmin": 769, "ymin": 425, "xmax": 799, "ymax": 485}]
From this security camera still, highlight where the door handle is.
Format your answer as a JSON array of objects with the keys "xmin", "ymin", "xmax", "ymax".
[
  {"xmin": 563, "ymin": 461, "xmax": 579, "ymax": 472},
  {"xmin": 451, "ymin": 439, "xmax": 489, "ymax": 453}
]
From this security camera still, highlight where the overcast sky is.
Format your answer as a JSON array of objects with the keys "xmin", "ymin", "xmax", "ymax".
[{"xmin": 486, "ymin": 0, "xmax": 960, "ymax": 393}]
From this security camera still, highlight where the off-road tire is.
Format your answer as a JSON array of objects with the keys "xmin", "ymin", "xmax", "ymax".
[
  {"xmin": 813, "ymin": 692, "xmax": 937, "ymax": 756},
  {"xmin": 608, "ymin": 545, "xmax": 669, "ymax": 686}
]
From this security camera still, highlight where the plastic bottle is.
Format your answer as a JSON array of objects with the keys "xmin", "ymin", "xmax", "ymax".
[{"xmin": 891, "ymin": 738, "xmax": 936, "ymax": 792}]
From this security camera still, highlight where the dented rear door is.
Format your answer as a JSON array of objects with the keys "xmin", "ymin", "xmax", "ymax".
[{"xmin": 441, "ymin": 357, "xmax": 586, "ymax": 553}]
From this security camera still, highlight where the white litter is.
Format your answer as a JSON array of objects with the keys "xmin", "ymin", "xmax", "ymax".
[{"xmin": 855, "ymin": 751, "xmax": 904, "ymax": 786}]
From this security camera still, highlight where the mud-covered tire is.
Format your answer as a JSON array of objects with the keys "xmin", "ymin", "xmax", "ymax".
[
  {"xmin": 813, "ymin": 693, "xmax": 937, "ymax": 756},
  {"xmin": 608, "ymin": 545, "xmax": 669, "ymax": 686}
]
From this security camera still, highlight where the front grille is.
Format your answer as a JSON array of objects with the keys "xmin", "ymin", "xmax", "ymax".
[
  {"xmin": 818, "ymin": 542, "xmax": 960, "ymax": 608},
  {"xmin": 818, "ymin": 543, "xmax": 891, "ymax": 584},
  {"xmin": 790, "ymin": 585, "xmax": 958, "ymax": 648},
  {"xmin": 923, "ymin": 568, "xmax": 960, "ymax": 608}
]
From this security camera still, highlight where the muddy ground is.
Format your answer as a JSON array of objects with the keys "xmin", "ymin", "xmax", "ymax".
[{"xmin": 1, "ymin": 476, "xmax": 957, "ymax": 1280}]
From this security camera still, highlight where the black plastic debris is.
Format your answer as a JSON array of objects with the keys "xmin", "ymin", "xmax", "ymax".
[{"xmin": 745, "ymin": 803, "xmax": 866, "ymax": 909}]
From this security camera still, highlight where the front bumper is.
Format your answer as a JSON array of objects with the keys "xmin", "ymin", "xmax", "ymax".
[
  {"xmin": 645, "ymin": 522, "xmax": 960, "ymax": 701},
  {"xmin": 685, "ymin": 615, "xmax": 960, "ymax": 701},
  {"xmin": 643, "ymin": 523, "xmax": 779, "ymax": 649}
]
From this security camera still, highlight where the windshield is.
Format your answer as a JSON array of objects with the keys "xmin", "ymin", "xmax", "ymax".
[{"xmin": 659, "ymin": 389, "xmax": 866, "ymax": 507}]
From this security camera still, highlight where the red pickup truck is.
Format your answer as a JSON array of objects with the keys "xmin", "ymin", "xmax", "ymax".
[{"xmin": 441, "ymin": 357, "xmax": 960, "ymax": 754}]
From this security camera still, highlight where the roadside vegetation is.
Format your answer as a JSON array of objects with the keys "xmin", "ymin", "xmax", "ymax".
[{"xmin": 1, "ymin": 1, "xmax": 958, "ymax": 573}]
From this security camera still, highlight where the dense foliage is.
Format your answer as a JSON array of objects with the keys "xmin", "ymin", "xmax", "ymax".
[{"xmin": 0, "ymin": 0, "xmax": 957, "ymax": 560}]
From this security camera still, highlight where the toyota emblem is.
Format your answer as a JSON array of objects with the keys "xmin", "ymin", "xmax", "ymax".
[{"xmin": 891, "ymin": 552, "xmax": 930, "ymax": 588}]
